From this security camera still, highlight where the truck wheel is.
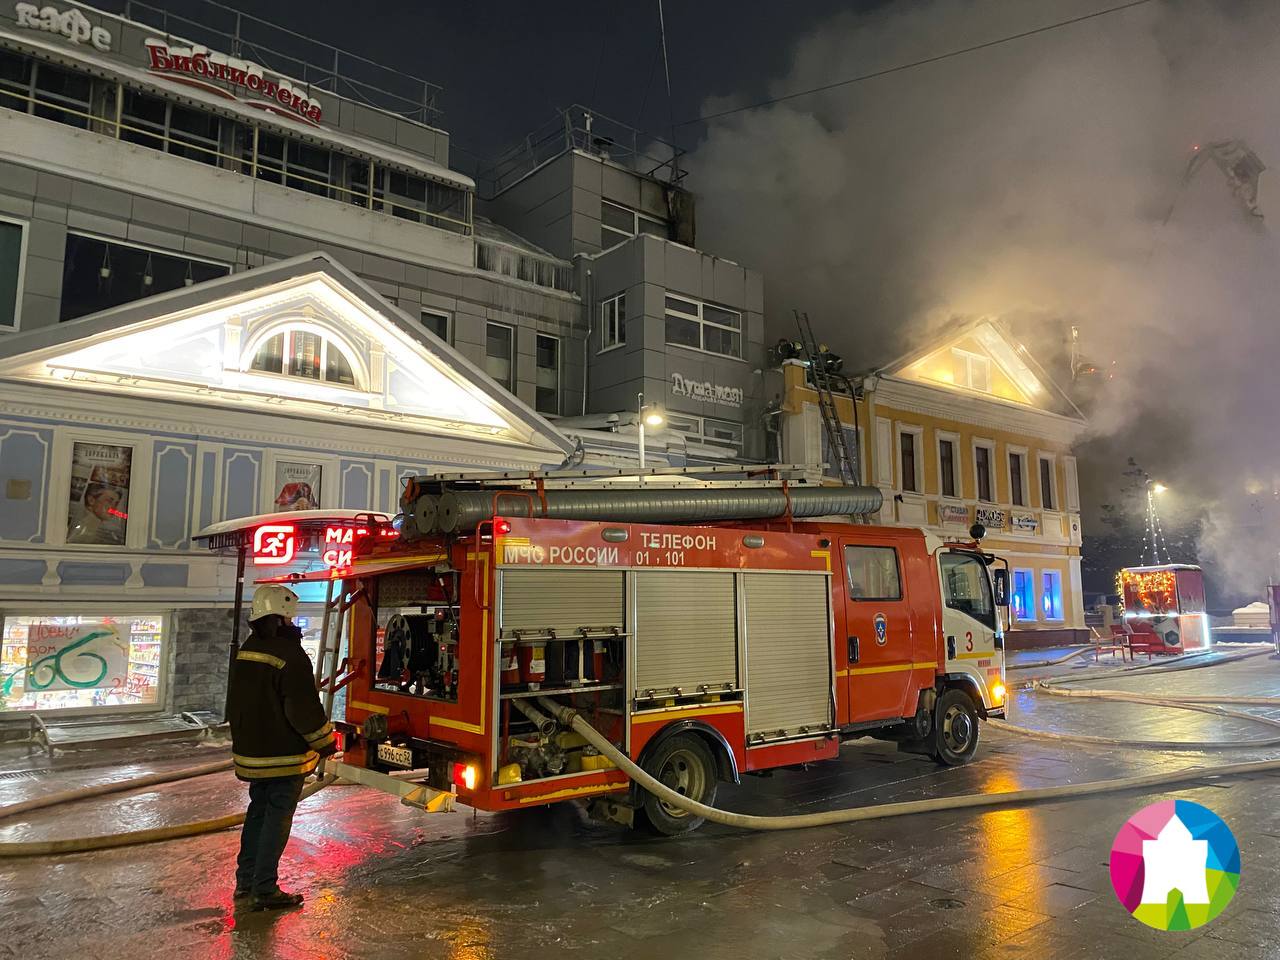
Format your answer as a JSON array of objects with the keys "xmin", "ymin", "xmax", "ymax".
[
  {"xmin": 930, "ymin": 689, "xmax": 980, "ymax": 766},
  {"xmin": 638, "ymin": 734, "xmax": 718, "ymax": 836}
]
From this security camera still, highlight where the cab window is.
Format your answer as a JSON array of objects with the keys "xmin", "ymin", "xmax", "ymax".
[
  {"xmin": 941, "ymin": 552, "xmax": 995, "ymax": 628},
  {"xmin": 844, "ymin": 545, "xmax": 902, "ymax": 600}
]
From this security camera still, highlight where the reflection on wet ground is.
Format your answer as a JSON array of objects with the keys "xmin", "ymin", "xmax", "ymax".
[{"xmin": 3, "ymin": 648, "xmax": 1280, "ymax": 959}]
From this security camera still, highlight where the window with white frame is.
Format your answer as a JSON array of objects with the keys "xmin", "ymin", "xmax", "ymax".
[
  {"xmin": 535, "ymin": 333, "xmax": 560, "ymax": 415},
  {"xmin": 420, "ymin": 309, "xmax": 451, "ymax": 343},
  {"xmin": 974, "ymin": 442, "xmax": 995, "ymax": 503},
  {"xmin": 1008, "ymin": 449, "xmax": 1027, "ymax": 507},
  {"xmin": 898, "ymin": 428, "xmax": 920, "ymax": 493},
  {"xmin": 952, "ymin": 349, "xmax": 991, "ymax": 393},
  {"xmin": 1039, "ymin": 455, "xmax": 1057, "ymax": 510},
  {"xmin": 1011, "ymin": 569, "xmax": 1036, "ymax": 622},
  {"xmin": 1041, "ymin": 570, "xmax": 1064, "ymax": 620},
  {"xmin": 600, "ymin": 293, "xmax": 626, "ymax": 351},
  {"xmin": 822, "ymin": 423, "xmax": 861, "ymax": 481},
  {"xmin": 665, "ymin": 413, "xmax": 744, "ymax": 449},
  {"xmin": 600, "ymin": 199, "xmax": 668, "ymax": 250},
  {"xmin": 664, "ymin": 294, "xmax": 742, "ymax": 358},
  {"xmin": 938, "ymin": 435, "xmax": 958, "ymax": 498},
  {"xmin": 0, "ymin": 217, "xmax": 24, "ymax": 330},
  {"xmin": 485, "ymin": 322, "xmax": 514, "ymax": 391},
  {"xmin": 250, "ymin": 326, "xmax": 359, "ymax": 387}
]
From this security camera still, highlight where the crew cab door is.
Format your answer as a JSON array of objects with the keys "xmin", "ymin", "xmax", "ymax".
[
  {"xmin": 839, "ymin": 540, "xmax": 915, "ymax": 724},
  {"xmin": 939, "ymin": 551, "xmax": 1000, "ymax": 694}
]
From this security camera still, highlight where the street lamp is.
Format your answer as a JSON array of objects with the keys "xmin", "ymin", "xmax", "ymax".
[
  {"xmin": 637, "ymin": 391, "xmax": 664, "ymax": 470},
  {"xmin": 1144, "ymin": 478, "xmax": 1170, "ymax": 564}
]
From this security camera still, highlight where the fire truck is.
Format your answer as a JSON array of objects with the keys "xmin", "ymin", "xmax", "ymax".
[{"xmin": 204, "ymin": 468, "xmax": 1009, "ymax": 835}]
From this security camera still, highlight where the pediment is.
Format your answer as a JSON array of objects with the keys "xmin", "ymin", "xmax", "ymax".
[{"xmin": 0, "ymin": 253, "xmax": 571, "ymax": 454}]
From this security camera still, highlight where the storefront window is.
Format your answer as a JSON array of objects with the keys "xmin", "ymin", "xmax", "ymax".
[
  {"xmin": 66, "ymin": 441, "xmax": 132, "ymax": 545},
  {"xmin": 1, "ymin": 614, "xmax": 164, "ymax": 712},
  {"xmin": 1012, "ymin": 569, "xmax": 1036, "ymax": 621},
  {"xmin": 1042, "ymin": 570, "xmax": 1065, "ymax": 621}
]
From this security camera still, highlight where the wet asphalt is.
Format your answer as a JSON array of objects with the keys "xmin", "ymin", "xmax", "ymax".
[{"xmin": 3, "ymin": 647, "xmax": 1280, "ymax": 960}]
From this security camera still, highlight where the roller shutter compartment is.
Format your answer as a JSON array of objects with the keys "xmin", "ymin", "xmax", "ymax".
[
  {"xmin": 744, "ymin": 572, "xmax": 833, "ymax": 739},
  {"xmin": 499, "ymin": 569, "xmax": 625, "ymax": 637},
  {"xmin": 634, "ymin": 571, "xmax": 738, "ymax": 696}
]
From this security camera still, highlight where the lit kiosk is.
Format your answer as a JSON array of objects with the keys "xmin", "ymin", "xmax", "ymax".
[{"xmin": 1118, "ymin": 565, "xmax": 1210, "ymax": 654}]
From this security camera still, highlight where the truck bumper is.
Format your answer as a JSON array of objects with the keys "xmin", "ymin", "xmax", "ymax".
[{"xmin": 319, "ymin": 758, "xmax": 457, "ymax": 813}]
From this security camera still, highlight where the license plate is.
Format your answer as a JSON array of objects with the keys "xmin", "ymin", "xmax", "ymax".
[{"xmin": 377, "ymin": 743, "xmax": 413, "ymax": 768}]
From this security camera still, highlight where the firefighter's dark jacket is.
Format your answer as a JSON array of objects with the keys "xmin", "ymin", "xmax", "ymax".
[{"xmin": 228, "ymin": 616, "xmax": 336, "ymax": 780}]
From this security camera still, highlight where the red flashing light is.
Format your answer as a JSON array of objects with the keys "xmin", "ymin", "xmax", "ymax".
[
  {"xmin": 107, "ymin": 508, "xmax": 128, "ymax": 519},
  {"xmin": 495, "ymin": 519, "xmax": 512, "ymax": 535},
  {"xmin": 450, "ymin": 761, "xmax": 478, "ymax": 791},
  {"xmin": 333, "ymin": 729, "xmax": 345, "ymax": 753}
]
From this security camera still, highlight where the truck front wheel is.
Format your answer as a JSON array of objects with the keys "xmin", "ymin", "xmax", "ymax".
[
  {"xmin": 930, "ymin": 688, "xmax": 980, "ymax": 766},
  {"xmin": 638, "ymin": 733, "xmax": 718, "ymax": 836}
]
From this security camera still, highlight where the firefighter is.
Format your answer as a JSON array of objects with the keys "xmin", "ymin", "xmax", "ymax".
[{"xmin": 228, "ymin": 583, "xmax": 336, "ymax": 911}]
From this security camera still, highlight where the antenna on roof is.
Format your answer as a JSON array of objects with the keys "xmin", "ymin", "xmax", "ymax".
[{"xmin": 657, "ymin": 0, "xmax": 679, "ymax": 182}]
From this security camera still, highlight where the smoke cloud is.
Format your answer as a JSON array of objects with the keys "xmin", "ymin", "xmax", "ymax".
[{"xmin": 686, "ymin": 0, "xmax": 1280, "ymax": 602}]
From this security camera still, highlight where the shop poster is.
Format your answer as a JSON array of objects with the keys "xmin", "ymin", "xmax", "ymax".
[
  {"xmin": 273, "ymin": 461, "xmax": 322, "ymax": 511},
  {"xmin": 66, "ymin": 442, "xmax": 131, "ymax": 545},
  {"xmin": 24, "ymin": 621, "xmax": 129, "ymax": 693}
]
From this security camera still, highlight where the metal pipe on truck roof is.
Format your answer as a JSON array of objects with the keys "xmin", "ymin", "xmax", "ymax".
[{"xmin": 433, "ymin": 485, "xmax": 883, "ymax": 534}]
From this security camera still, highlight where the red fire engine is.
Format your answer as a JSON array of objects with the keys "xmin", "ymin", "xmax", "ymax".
[{"xmin": 201, "ymin": 469, "xmax": 1009, "ymax": 835}]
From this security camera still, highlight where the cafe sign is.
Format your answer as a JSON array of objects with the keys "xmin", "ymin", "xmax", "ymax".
[
  {"xmin": 938, "ymin": 504, "xmax": 969, "ymax": 526},
  {"xmin": 15, "ymin": 3, "xmax": 110, "ymax": 50}
]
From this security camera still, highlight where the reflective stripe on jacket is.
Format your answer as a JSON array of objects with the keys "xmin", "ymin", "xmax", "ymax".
[{"xmin": 227, "ymin": 617, "xmax": 335, "ymax": 782}]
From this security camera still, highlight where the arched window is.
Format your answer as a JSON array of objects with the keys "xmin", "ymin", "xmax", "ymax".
[{"xmin": 248, "ymin": 326, "xmax": 360, "ymax": 387}]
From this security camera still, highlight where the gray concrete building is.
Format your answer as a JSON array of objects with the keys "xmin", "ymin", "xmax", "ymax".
[
  {"xmin": 0, "ymin": 2, "xmax": 769, "ymax": 723},
  {"xmin": 478, "ymin": 108, "xmax": 767, "ymax": 459}
]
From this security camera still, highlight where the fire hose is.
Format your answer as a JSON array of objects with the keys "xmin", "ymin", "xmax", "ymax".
[
  {"xmin": 4, "ymin": 651, "xmax": 1279, "ymax": 852},
  {"xmin": 535, "ymin": 695, "xmax": 1280, "ymax": 831},
  {"xmin": 0, "ymin": 759, "xmax": 335, "ymax": 858}
]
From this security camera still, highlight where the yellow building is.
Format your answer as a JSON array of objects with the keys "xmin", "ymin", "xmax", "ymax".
[{"xmin": 779, "ymin": 319, "xmax": 1089, "ymax": 648}]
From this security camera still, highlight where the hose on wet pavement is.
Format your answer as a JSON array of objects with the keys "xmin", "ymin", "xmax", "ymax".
[
  {"xmin": 0, "ymin": 758, "xmax": 233, "ymax": 822},
  {"xmin": 536, "ymin": 696, "xmax": 1280, "ymax": 832},
  {"xmin": 0, "ymin": 762, "xmax": 335, "ymax": 858},
  {"xmin": 5, "ymin": 650, "xmax": 1277, "ymax": 850}
]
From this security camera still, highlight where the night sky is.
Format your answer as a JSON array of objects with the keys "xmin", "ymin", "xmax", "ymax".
[{"xmin": 117, "ymin": 0, "xmax": 888, "ymax": 159}]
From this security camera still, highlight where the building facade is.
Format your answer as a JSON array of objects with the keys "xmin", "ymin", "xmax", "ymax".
[
  {"xmin": 778, "ymin": 320, "xmax": 1089, "ymax": 648},
  {"xmin": 0, "ymin": 3, "xmax": 768, "ymax": 721}
]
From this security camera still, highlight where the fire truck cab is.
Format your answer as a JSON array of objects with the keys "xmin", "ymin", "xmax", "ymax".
[{"xmin": 293, "ymin": 498, "xmax": 1009, "ymax": 835}]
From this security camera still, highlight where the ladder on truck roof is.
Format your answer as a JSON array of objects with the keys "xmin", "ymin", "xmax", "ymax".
[
  {"xmin": 795, "ymin": 310, "xmax": 859, "ymax": 488},
  {"xmin": 410, "ymin": 463, "xmax": 819, "ymax": 489}
]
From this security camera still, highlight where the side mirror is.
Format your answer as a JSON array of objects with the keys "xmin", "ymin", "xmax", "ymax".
[{"xmin": 992, "ymin": 568, "xmax": 1009, "ymax": 607}]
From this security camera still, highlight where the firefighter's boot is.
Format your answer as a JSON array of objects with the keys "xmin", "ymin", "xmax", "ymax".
[{"xmin": 252, "ymin": 888, "xmax": 304, "ymax": 911}]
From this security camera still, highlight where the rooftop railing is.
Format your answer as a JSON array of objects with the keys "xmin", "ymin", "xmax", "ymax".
[
  {"xmin": 471, "ymin": 105, "xmax": 688, "ymax": 199},
  {"xmin": 90, "ymin": 0, "xmax": 444, "ymax": 126}
]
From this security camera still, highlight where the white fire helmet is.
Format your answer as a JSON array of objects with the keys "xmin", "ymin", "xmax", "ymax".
[{"xmin": 249, "ymin": 584, "xmax": 299, "ymax": 622}]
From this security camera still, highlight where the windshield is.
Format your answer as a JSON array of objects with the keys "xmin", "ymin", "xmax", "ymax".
[{"xmin": 941, "ymin": 551, "xmax": 995, "ymax": 630}]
